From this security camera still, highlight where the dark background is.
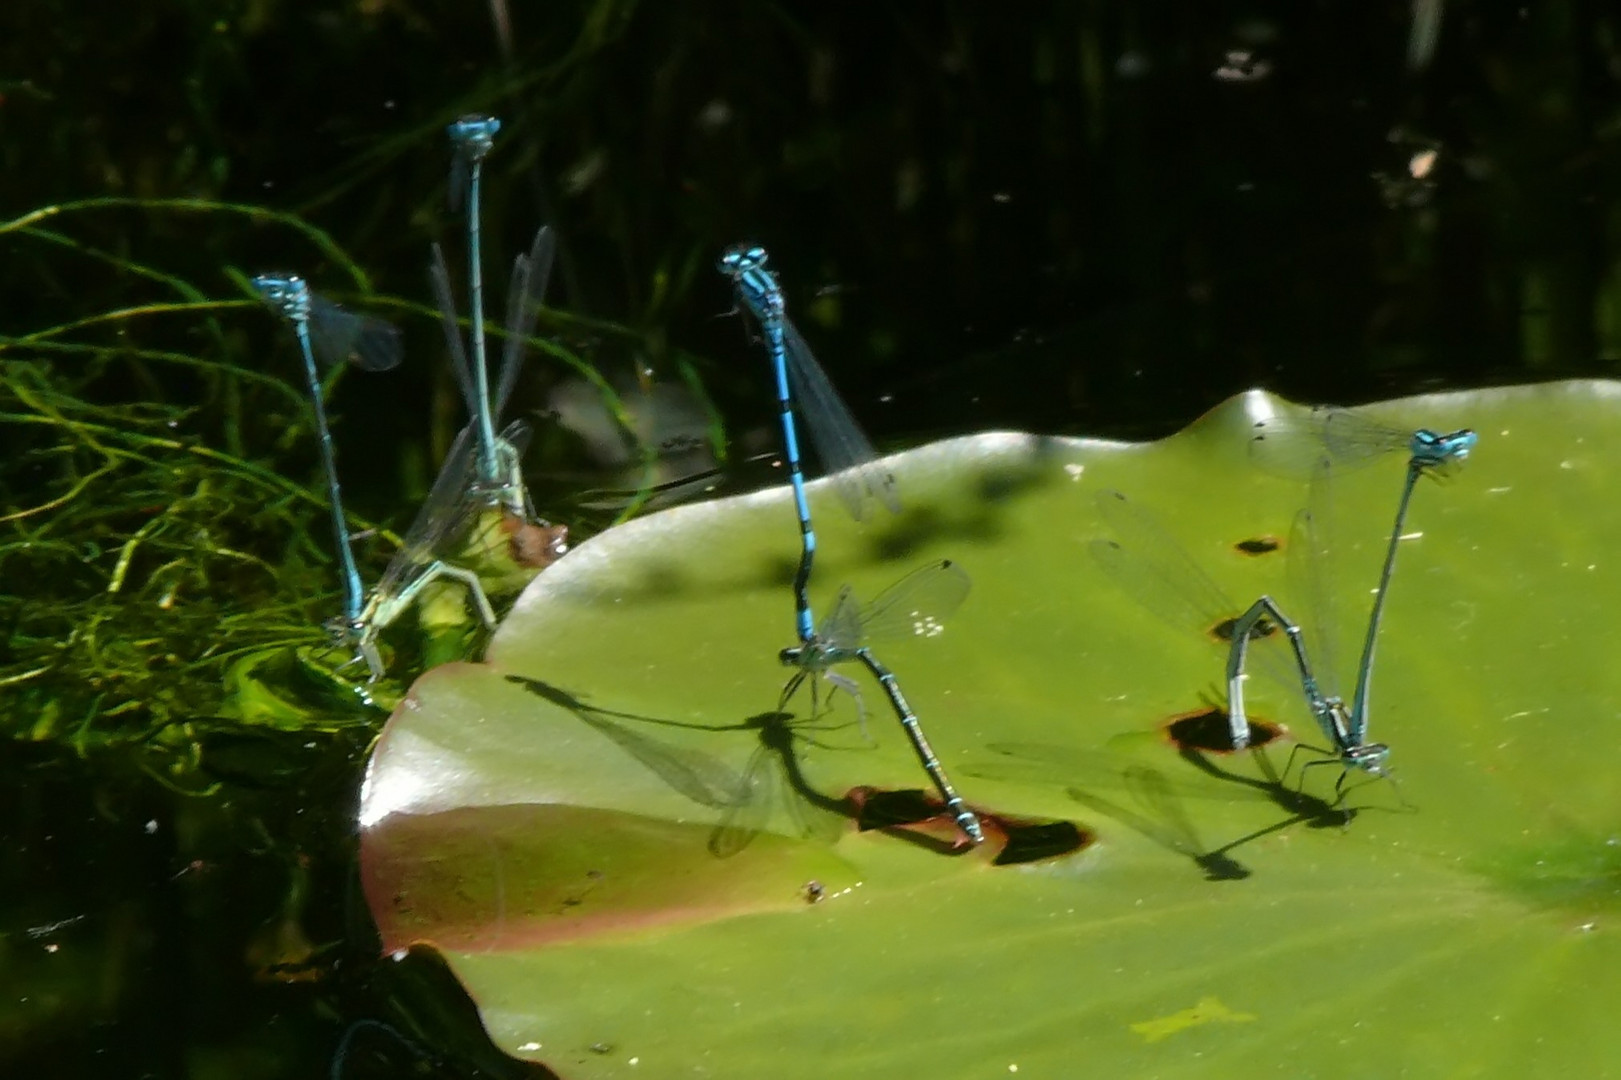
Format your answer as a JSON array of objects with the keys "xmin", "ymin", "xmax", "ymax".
[
  {"xmin": 10, "ymin": 1, "xmax": 1617, "ymax": 479},
  {"xmin": 4, "ymin": 1, "xmax": 1620, "ymax": 1076}
]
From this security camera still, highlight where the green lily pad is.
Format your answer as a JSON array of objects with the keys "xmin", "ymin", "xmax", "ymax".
[{"xmin": 360, "ymin": 384, "xmax": 1621, "ymax": 1078}]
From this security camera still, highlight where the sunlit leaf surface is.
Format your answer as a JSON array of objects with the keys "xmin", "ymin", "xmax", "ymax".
[{"xmin": 362, "ymin": 384, "xmax": 1621, "ymax": 1078}]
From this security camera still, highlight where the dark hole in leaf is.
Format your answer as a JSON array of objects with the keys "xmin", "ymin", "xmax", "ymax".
[
  {"xmin": 1209, "ymin": 614, "xmax": 1278, "ymax": 643},
  {"xmin": 852, "ymin": 790, "xmax": 1090, "ymax": 864},
  {"xmin": 853, "ymin": 788, "xmax": 942, "ymax": 831},
  {"xmin": 1165, "ymin": 707, "xmax": 1281, "ymax": 753},
  {"xmin": 1234, "ymin": 535, "xmax": 1280, "ymax": 555},
  {"xmin": 847, "ymin": 788, "xmax": 982, "ymax": 853},
  {"xmin": 993, "ymin": 821, "xmax": 1091, "ymax": 866}
]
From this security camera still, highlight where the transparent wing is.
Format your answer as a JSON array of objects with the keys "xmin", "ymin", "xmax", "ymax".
[
  {"xmin": 447, "ymin": 152, "xmax": 471, "ymax": 214},
  {"xmin": 781, "ymin": 320, "xmax": 901, "ymax": 522},
  {"xmin": 1316, "ymin": 409, "xmax": 1416, "ymax": 464},
  {"xmin": 497, "ymin": 417, "xmax": 533, "ymax": 460},
  {"xmin": 370, "ymin": 423, "xmax": 482, "ymax": 599},
  {"xmin": 428, "ymin": 243, "xmax": 477, "ymax": 416},
  {"xmin": 306, "ymin": 295, "xmax": 402, "ymax": 372},
  {"xmin": 495, "ymin": 226, "xmax": 556, "ymax": 419},
  {"xmin": 855, "ymin": 559, "xmax": 971, "ymax": 645},
  {"xmin": 489, "ymin": 417, "xmax": 535, "ymax": 517},
  {"xmin": 816, "ymin": 585, "xmax": 865, "ymax": 652},
  {"xmin": 1093, "ymin": 490, "xmax": 1236, "ymax": 627},
  {"xmin": 1249, "ymin": 406, "xmax": 1410, "ymax": 477},
  {"xmin": 1286, "ymin": 455, "xmax": 1342, "ymax": 703},
  {"xmin": 1091, "ymin": 489, "xmax": 1300, "ymax": 697}
]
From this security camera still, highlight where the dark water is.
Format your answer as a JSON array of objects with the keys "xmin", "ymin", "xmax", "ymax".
[{"xmin": 3, "ymin": 2, "xmax": 1620, "ymax": 1076}]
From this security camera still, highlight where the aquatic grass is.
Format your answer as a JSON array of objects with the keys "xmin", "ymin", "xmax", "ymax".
[
  {"xmin": 0, "ymin": 195, "xmax": 702, "ymax": 768},
  {"xmin": 0, "ymin": 197, "xmax": 375, "ymax": 290},
  {"xmin": 0, "ymin": 361, "xmax": 355, "ymax": 747},
  {"xmin": 2, "ymin": 205, "xmax": 674, "ymax": 528}
]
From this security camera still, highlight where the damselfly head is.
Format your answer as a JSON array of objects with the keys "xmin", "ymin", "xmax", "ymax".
[
  {"xmin": 251, "ymin": 273, "xmax": 309, "ymax": 318},
  {"xmin": 1411, "ymin": 427, "xmax": 1478, "ymax": 469},
  {"xmin": 447, "ymin": 114, "xmax": 500, "ymax": 159},
  {"xmin": 717, "ymin": 243, "xmax": 768, "ymax": 277},
  {"xmin": 778, "ymin": 644, "xmax": 803, "ymax": 667}
]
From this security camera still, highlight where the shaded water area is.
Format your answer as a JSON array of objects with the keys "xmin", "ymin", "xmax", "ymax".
[{"xmin": 4, "ymin": 2, "xmax": 1620, "ymax": 1076}]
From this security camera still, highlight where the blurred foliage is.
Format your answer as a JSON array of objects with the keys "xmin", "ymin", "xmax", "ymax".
[
  {"xmin": 7, "ymin": 0, "xmax": 1621, "ymax": 445},
  {"xmin": 0, "ymin": 352, "xmax": 345, "ymax": 742}
]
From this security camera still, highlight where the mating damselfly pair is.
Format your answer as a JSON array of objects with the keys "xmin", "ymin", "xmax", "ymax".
[
  {"xmin": 253, "ymin": 114, "xmax": 564, "ymax": 685},
  {"xmin": 1093, "ymin": 408, "xmax": 1476, "ymax": 799},
  {"xmin": 718, "ymin": 244, "xmax": 987, "ymax": 845}
]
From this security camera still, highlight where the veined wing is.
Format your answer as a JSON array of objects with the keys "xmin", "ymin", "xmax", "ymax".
[
  {"xmin": 494, "ymin": 226, "xmax": 556, "ymax": 419},
  {"xmin": 1286, "ymin": 455, "xmax": 1343, "ymax": 709},
  {"xmin": 306, "ymin": 294, "xmax": 401, "ymax": 373},
  {"xmin": 1091, "ymin": 489, "xmax": 1300, "ymax": 699},
  {"xmin": 814, "ymin": 584, "xmax": 865, "ymax": 654},
  {"xmin": 428, "ymin": 242, "xmax": 477, "ymax": 417},
  {"xmin": 1249, "ymin": 406, "xmax": 1414, "ymax": 477},
  {"xmin": 369, "ymin": 423, "xmax": 482, "ymax": 601},
  {"xmin": 855, "ymin": 559, "xmax": 971, "ymax": 646},
  {"xmin": 781, "ymin": 319, "xmax": 900, "ymax": 521}
]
